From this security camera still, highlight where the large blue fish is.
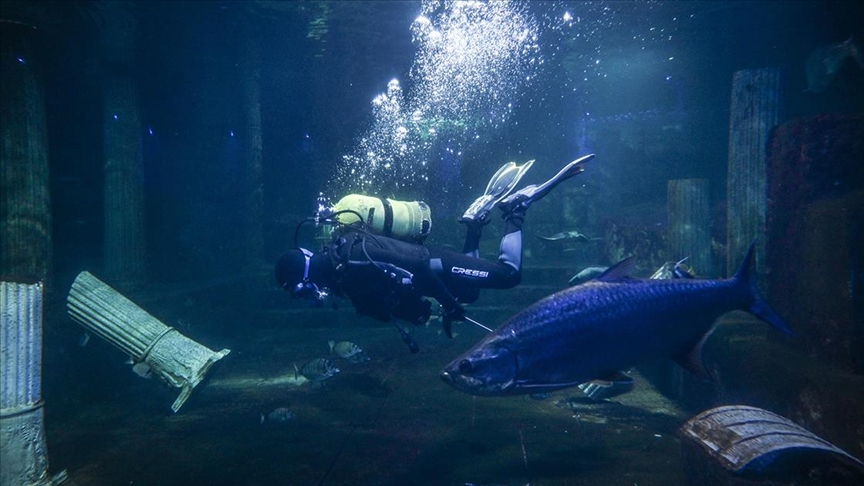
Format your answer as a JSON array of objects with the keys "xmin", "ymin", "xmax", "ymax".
[{"xmin": 440, "ymin": 242, "xmax": 792, "ymax": 396}]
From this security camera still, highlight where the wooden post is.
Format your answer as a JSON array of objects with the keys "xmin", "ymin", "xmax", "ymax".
[
  {"xmin": 668, "ymin": 179, "xmax": 713, "ymax": 277},
  {"xmin": 726, "ymin": 68, "xmax": 781, "ymax": 284}
]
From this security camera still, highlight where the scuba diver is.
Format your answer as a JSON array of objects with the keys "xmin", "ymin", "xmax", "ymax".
[{"xmin": 275, "ymin": 154, "xmax": 595, "ymax": 352}]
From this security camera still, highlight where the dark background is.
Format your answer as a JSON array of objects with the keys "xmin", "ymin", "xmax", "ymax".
[{"xmin": 14, "ymin": 0, "xmax": 863, "ymax": 281}]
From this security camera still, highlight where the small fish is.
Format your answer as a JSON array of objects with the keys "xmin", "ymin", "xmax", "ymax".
[
  {"xmin": 535, "ymin": 230, "xmax": 590, "ymax": 243},
  {"xmin": 440, "ymin": 241, "xmax": 792, "ymax": 396},
  {"xmin": 568, "ymin": 266, "xmax": 609, "ymax": 286},
  {"xmin": 260, "ymin": 407, "xmax": 294, "ymax": 424},
  {"xmin": 294, "ymin": 358, "xmax": 339, "ymax": 383},
  {"xmin": 328, "ymin": 340, "xmax": 370, "ymax": 363},
  {"xmin": 131, "ymin": 362, "xmax": 152, "ymax": 379},
  {"xmin": 806, "ymin": 35, "xmax": 864, "ymax": 93},
  {"xmin": 577, "ymin": 371, "xmax": 635, "ymax": 401},
  {"xmin": 78, "ymin": 332, "xmax": 91, "ymax": 347},
  {"xmin": 649, "ymin": 257, "xmax": 696, "ymax": 280}
]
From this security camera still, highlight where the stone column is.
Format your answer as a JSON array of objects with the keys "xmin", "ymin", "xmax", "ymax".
[
  {"xmin": 639, "ymin": 179, "xmax": 716, "ymax": 405},
  {"xmin": 668, "ymin": 179, "xmax": 713, "ymax": 277},
  {"xmin": 239, "ymin": 21, "xmax": 264, "ymax": 268},
  {"xmin": 67, "ymin": 271, "xmax": 230, "ymax": 412},
  {"xmin": 100, "ymin": 1, "xmax": 146, "ymax": 290},
  {"xmin": 1, "ymin": 281, "xmax": 66, "ymax": 486},
  {"xmin": 0, "ymin": 23, "xmax": 52, "ymax": 284}
]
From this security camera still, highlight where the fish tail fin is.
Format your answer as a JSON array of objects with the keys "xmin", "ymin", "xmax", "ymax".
[
  {"xmin": 328, "ymin": 340, "xmax": 335, "ymax": 353},
  {"xmin": 853, "ymin": 38, "xmax": 864, "ymax": 69},
  {"xmin": 734, "ymin": 240, "xmax": 794, "ymax": 336},
  {"xmin": 843, "ymin": 34, "xmax": 864, "ymax": 68}
]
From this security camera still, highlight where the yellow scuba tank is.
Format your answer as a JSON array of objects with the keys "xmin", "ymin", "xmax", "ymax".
[{"xmin": 332, "ymin": 194, "xmax": 432, "ymax": 242}]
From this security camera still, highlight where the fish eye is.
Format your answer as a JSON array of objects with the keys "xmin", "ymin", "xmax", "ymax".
[{"xmin": 459, "ymin": 359, "xmax": 474, "ymax": 373}]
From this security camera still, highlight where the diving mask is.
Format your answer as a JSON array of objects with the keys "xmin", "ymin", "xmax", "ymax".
[{"xmin": 290, "ymin": 248, "xmax": 329, "ymax": 307}]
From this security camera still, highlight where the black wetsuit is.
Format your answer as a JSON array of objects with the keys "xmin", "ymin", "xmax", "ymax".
[{"xmin": 324, "ymin": 229, "xmax": 521, "ymax": 325}]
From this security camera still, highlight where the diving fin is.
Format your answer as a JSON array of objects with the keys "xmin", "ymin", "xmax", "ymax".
[
  {"xmin": 499, "ymin": 154, "xmax": 595, "ymax": 214},
  {"xmin": 460, "ymin": 159, "xmax": 535, "ymax": 225}
]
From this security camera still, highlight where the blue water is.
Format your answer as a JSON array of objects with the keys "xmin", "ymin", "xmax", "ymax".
[{"xmin": 2, "ymin": 0, "xmax": 862, "ymax": 484}]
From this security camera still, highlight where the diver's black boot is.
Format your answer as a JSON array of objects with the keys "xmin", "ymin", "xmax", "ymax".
[
  {"xmin": 461, "ymin": 221, "xmax": 483, "ymax": 255},
  {"xmin": 498, "ymin": 208, "xmax": 525, "ymax": 267},
  {"xmin": 498, "ymin": 154, "xmax": 595, "ymax": 216}
]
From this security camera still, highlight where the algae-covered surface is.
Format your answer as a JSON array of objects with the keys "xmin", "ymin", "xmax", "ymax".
[{"xmin": 43, "ymin": 283, "xmax": 689, "ymax": 486}]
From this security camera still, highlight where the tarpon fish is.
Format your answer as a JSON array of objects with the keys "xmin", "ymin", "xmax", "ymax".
[{"xmin": 440, "ymin": 242, "xmax": 792, "ymax": 396}]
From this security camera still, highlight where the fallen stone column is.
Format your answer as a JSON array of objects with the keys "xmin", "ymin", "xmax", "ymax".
[{"xmin": 67, "ymin": 271, "xmax": 230, "ymax": 412}]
